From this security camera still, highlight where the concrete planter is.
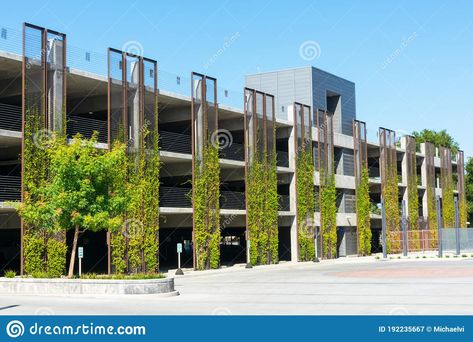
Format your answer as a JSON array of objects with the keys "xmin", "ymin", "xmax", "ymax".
[{"xmin": 0, "ymin": 277, "xmax": 176, "ymax": 295}]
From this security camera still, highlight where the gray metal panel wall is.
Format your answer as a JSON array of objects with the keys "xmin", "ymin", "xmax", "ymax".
[
  {"xmin": 245, "ymin": 67, "xmax": 312, "ymax": 121},
  {"xmin": 311, "ymin": 67, "xmax": 356, "ymax": 136}
]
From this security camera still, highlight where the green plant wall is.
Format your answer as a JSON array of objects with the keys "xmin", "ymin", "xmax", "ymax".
[
  {"xmin": 194, "ymin": 142, "xmax": 221, "ymax": 270},
  {"xmin": 442, "ymin": 175, "xmax": 455, "ymax": 228},
  {"xmin": 296, "ymin": 148, "xmax": 316, "ymax": 261},
  {"xmin": 384, "ymin": 165, "xmax": 400, "ymax": 253},
  {"xmin": 357, "ymin": 167, "xmax": 372, "ymax": 255},
  {"xmin": 320, "ymin": 170, "xmax": 337, "ymax": 258},
  {"xmin": 407, "ymin": 154, "xmax": 420, "ymax": 250},
  {"xmin": 126, "ymin": 125, "xmax": 160, "ymax": 274},
  {"xmin": 21, "ymin": 107, "xmax": 67, "ymax": 276},
  {"xmin": 247, "ymin": 152, "xmax": 279, "ymax": 265}
]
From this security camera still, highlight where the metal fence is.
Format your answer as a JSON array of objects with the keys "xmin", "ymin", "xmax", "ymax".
[
  {"xmin": 388, "ymin": 230, "xmax": 438, "ymax": 254},
  {"xmin": 440, "ymin": 228, "xmax": 473, "ymax": 253}
]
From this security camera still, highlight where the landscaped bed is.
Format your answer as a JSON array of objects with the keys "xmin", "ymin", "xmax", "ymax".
[{"xmin": 0, "ymin": 272, "xmax": 176, "ymax": 295}]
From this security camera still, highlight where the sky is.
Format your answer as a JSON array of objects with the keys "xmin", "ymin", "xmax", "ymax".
[{"xmin": 2, "ymin": 0, "xmax": 473, "ymax": 156}]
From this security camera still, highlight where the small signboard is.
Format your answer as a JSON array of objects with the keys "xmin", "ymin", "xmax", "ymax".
[
  {"xmin": 78, "ymin": 247, "xmax": 84, "ymax": 259},
  {"xmin": 177, "ymin": 243, "xmax": 183, "ymax": 253}
]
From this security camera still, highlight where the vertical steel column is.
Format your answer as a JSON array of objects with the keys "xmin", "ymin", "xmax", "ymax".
[
  {"xmin": 353, "ymin": 120, "xmax": 367, "ymax": 255},
  {"xmin": 191, "ymin": 72, "xmax": 218, "ymax": 270},
  {"xmin": 21, "ymin": 23, "xmax": 66, "ymax": 275}
]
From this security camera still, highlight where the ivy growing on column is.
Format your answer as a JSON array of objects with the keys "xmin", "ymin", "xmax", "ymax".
[
  {"xmin": 297, "ymin": 147, "xmax": 315, "ymax": 261},
  {"xmin": 127, "ymin": 124, "xmax": 160, "ymax": 274},
  {"xmin": 384, "ymin": 164, "xmax": 400, "ymax": 253},
  {"xmin": 320, "ymin": 170, "xmax": 337, "ymax": 258},
  {"xmin": 407, "ymin": 138, "xmax": 420, "ymax": 250},
  {"xmin": 194, "ymin": 142, "xmax": 221, "ymax": 270},
  {"xmin": 357, "ymin": 167, "xmax": 372, "ymax": 255},
  {"xmin": 247, "ymin": 152, "xmax": 279, "ymax": 265}
]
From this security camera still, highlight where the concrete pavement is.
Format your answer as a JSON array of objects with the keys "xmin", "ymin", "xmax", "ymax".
[{"xmin": 1, "ymin": 256, "xmax": 473, "ymax": 315}]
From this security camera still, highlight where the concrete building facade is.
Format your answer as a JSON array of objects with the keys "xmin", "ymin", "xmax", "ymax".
[{"xmin": 0, "ymin": 23, "xmax": 466, "ymax": 274}]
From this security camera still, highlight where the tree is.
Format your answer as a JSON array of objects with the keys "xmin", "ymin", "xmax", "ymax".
[
  {"xmin": 412, "ymin": 129, "xmax": 459, "ymax": 153},
  {"xmin": 18, "ymin": 134, "xmax": 128, "ymax": 277}
]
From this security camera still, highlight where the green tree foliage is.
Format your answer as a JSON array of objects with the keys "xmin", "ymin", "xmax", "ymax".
[
  {"xmin": 412, "ymin": 129, "xmax": 460, "ymax": 153},
  {"xmin": 357, "ymin": 167, "xmax": 372, "ymax": 255},
  {"xmin": 296, "ymin": 148, "xmax": 315, "ymax": 261},
  {"xmin": 19, "ymin": 135, "xmax": 128, "ymax": 277},
  {"xmin": 320, "ymin": 171, "xmax": 337, "ymax": 258},
  {"xmin": 247, "ymin": 153, "xmax": 279, "ymax": 265},
  {"xmin": 194, "ymin": 143, "xmax": 221, "ymax": 270}
]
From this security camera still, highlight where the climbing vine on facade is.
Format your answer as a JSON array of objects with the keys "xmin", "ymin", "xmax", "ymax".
[
  {"xmin": 357, "ymin": 167, "xmax": 372, "ymax": 255},
  {"xmin": 20, "ymin": 107, "xmax": 67, "ymax": 277},
  {"xmin": 126, "ymin": 124, "xmax": 161, "ymax": 274},
  {"xmin": 408, "ymin": 157, "xmax": 420, "ymax": 250},
  {"xmin": 194, "ymin": 143, "xmax": 221, "ymax": 270},
  {"xmin": 384, "ymin": 165, "xmax": 400, "ymax": 253},
  {"xmin": 442, "ymin": 172, "xmax": 455, "ymax": 228},
  {"xmin": 296, "ymin": 148, "xmax": 315, "ymax": 261},
  {"xmin": 320, "ymin": 170, "xmax": 337, "ymax": 258},
  {"xmin": 247, "ymin": 152, "xmax": 279, "ymax": 265}
]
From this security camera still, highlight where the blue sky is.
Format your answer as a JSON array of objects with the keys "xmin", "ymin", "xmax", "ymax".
[{"xmin": 3, "ymin": 0, "xmax": 473, "ymax": 156}]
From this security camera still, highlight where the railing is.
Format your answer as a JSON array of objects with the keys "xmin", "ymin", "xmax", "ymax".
[
  {"xmin": 0, "ymin": 175, "xmax": 21, "ymax": 201},
  {"xmin": 219, "ymin": 142, "xmax": 244, "ymax": 161},
  {"xmin": 0, "ymin": 25, "xmax": 245, "ymax": 109},
  {"xmin": 159, "ymin": 187, "xmax": 246, "ymax": 210},
  {"xmin": 279, "ymin": 195, "xmax": 290, "ymax": 211},
  {"xmin": 277, "ymin": 151, "xmax": 289, "ymax": 167},
  {"xmin": 220, "ymin": 190, "xmax": 245, "ymax": 210},
  {"xmin": 159, "ymin": 131, "xmax": 191, "ymax": 155},
  {"xmin": 0, "ymin": 103, "xmax": 21, "ymax": 131},
  {"xmin": 159, "ymin": 186, "xmax": 191, "ymax": 207},
  {"xmin": 66, "ymin": 116, "xmax": 107, "ymax": 143}
]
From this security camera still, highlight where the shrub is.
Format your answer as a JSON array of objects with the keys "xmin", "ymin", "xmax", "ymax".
[{"xmin": 4, "ymin": 270, "xmax": 16, "ymax": 278}]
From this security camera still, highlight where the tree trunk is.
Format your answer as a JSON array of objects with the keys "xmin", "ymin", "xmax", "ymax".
[{"xmin": 67, "ymin": 225, "xmax": 79, "ymax": 278}]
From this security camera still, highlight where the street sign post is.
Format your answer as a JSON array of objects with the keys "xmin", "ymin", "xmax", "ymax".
[
  {"xmin": 78, "ymin": 247, "xmax": 83, "ymax": 277},
  {"xmin": 175, "ymin": 243, "xmax": 184, "ymax": 275},
  {"xmin": 245, "ymin": 239, "xmax": 252, "ymax": 268}
]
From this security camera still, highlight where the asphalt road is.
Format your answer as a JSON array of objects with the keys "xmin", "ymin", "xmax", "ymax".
[{"xmin": 1, "ymin": 256, "xmax": 473, "ymax": 315}]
